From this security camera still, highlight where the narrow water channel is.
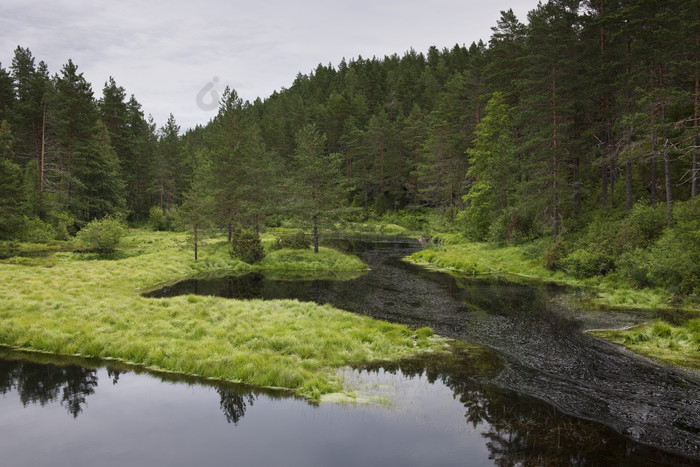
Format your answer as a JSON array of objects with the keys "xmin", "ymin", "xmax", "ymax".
[{"xmin": 2, "ymin": 239, "xmax": 699, "ymax": 465}]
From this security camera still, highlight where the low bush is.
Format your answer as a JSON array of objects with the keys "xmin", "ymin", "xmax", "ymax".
[
  {"xmin": 542, "ymin": 239, "xmax": 566, "ymax": 270},
  {"xmin": 76, "ymin": 217, "xmax": 126, "ymax": 252},
  {"xmin": 614, "ymin": 203, "xmax": 666, "ymax": 253},
  {"xmin": 230, "ymin": 228, "xmax": 266, "ymax": 263},
  {"xmin": 149, "ymin": 206, "xmax": 177, "ymax": 231},
  {"xmin": 272, "ymin": 231, "xmax": 311, "ymax": 250},
  {"xmin": 560, "ymin": 248, "xmax": 614, "ymax": 278},
  {"xmin": 23, "ymin": 218, "xmax": 56, "ymax": 243}
]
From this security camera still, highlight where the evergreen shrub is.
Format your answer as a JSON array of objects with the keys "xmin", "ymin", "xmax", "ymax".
[{"xmin": 230, "ymin": 228, "xmax": 265, "ymax": 263}]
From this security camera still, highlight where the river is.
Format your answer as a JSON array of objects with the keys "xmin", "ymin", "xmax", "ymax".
[{"xmin": 2, "ymin": 238, "xmax": 698, "ymax": 465}]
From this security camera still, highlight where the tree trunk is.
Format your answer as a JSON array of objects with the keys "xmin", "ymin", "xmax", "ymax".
[
  {"xmin": 625, "ymin": 157, "xmax": 633, "ymax": 211},
  {"xmin": 552, "ymin": 64, "xmax": 560, "ymax": 241},
  {"xmin": 312, "ymin": 214, "xmax": 319, "ymax": 254},
  {"xmin": 693, "ymin": 31, "xmax": 699, "ymax": 200},
  {"xmin": 651, "ymin": 130, "xmax": 657, "ymax": 205},
  {"xmin": 573, "ymin": 156, "xmax": 581, "ymax": 217},
  {"xmin": 194, "ymin": 224, "xmax": 198, "ymax": 261},
  {"xmin": 663, "ymin": 131, "xmax": 672, "ymax": 224},
  {"xmin": 602, "ymin": 153, "xmax": 608, "ymax": 207}
]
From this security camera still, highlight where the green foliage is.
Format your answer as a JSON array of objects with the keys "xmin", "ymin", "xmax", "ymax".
[
  {"xmin": 560, "ymin": 249, "xmax": 614, "ymax": 279},
  {"xmin": 0, "ymin": 158, "xmax": 25, "ymax": 240},
  {"xmin": 614, "ymin": 203, "xmax": 667, "ymax": 253},
  {"xmin": 149, "ymin": 206, "xmax": 166, "ymax": 230},
  {"xmin": 596, "ymin": 319, "xmax": 700, "ymax": 370},
  {"xmin": 23, "ymin": 218, "xmax": 56, "ymax": 243},
  {"xmin": 488, "ymin": 206, "xmax": 538, "ymax": 245},
  {"xmin": 230, "ymin": 228, "xmax": 265, "ymax": 263},
  {"xmin": 49, "ymin": 212, "xmax": 73, "ymax": 241},
  {"xmin": 76, "ymin": 217, "xmax": 126, "ymax": 252},
  {"xmin": 272, "ymin": 231, "xmax": 311, "ymax": 250},
  {"xmin": 415, "ymin": 327, "xmax": 434, "ymax": 339},
  {"xmin": 542, "ymin": 239, "xmax": 566, "ymax": 271},
  {"xmin": 618, "ymin": 201, "xmax": 700, "ymax": 295},
  {"xmin": 0, "ymin": 229, "xmax": 444, "ymax": 401}
]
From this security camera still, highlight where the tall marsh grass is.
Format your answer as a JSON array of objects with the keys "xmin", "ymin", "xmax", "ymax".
[{"xmin": 0, "ymin": 229, "xmax": 442, "ymax": 401}]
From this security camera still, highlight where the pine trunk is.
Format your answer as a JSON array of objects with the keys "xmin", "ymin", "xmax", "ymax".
[
  {"xmin": 194, "ymin": 224, "xmax": 198, "ymax": 261},
  {"xmin": 663, "ymin": 131, "xmax": 672, "ymax": 224},
  {"xmin": 651, "ymin": 130, "xmax": 657, "ymax": 205}
]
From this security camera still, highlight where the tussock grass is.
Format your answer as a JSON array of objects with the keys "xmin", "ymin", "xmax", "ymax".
[
  {"xmin": 0, "ymin": 229, "xmax": 443, "ymax": 401},
  {"xmin": 590, "ymin": 320, "xmax": 700, "ymax": 369},
  {"xmin": 410, "ymin": 240, "xmax": 699, "ymax": 369},
  {"xmin": 409, "ymin": 242, "xmax": 690, "ymax": 312},
  {"xmin": 258, "ymin": 247, "xmax": 367, "ymax": 271}
]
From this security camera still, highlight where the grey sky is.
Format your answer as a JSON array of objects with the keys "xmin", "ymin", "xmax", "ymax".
[{"xmin": 1, "ymin": 0, "xmax": 539, "ymax": 131}]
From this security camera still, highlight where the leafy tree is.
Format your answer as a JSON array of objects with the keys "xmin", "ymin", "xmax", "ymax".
[{"xmin": 76, "ymin": 217, "xmax": 125, "ymax": 252}]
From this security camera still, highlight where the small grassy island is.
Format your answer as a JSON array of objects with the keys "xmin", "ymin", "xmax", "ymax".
[{"xmin": 0, "ymin": 229, "xmax": 445, "ymax": 402}]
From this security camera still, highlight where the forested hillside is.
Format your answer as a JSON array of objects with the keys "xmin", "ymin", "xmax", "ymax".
[{"xmin": 1, "ymin": 0, "xmax": 698, "ymax": 294}]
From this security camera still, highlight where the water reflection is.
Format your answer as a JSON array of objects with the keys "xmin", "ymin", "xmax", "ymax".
[
  {"xmin": 141, "ymin": 238, "xmax": 700, "ymax": 461},
  {"xmin": 0, "ymin": 350, "xmax": 265, "ymax": 426},
  {"xmin": 1, "ymin": 347, "xmax": 698, "ymax": 465},
  {"xmin": 0, "ymin": 358, "xmax": 99, "ymax": 418}
]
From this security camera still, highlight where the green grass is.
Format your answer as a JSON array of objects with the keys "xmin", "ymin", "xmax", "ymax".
[
  {"xmin": 409, "ymin": 242, "xmax": 692, "ymax": 312},
  {"xmin": 0, "ymin": 229, "xmax": 446, "ymax": 402},
  {"xmin": 409, "ymin": 240, "xmax": 699, "ymax": 370},
  {"xmin": 590, "ymin": 320, "xmax": 700, "ymax": 369},
  {"xmin": 257, "ymin": 247, "xmax": 367, "ymax": 271}
]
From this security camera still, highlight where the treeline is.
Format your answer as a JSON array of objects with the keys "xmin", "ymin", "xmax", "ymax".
[
  {"xmin": 0, "ymin": 47, "xmax": 185, "ymax": 240},
  {"xmin": 1, "ymin": 0, "xmax": 698, "ymax": 250},
  {"xmin": 191, "ymin": 0, "xmax": 699, "ymax": 244}
]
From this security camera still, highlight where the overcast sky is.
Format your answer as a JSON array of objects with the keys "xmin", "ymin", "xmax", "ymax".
[{"xmin": 1, "ymin": 0, "xmax": 539, "ymax": 131}]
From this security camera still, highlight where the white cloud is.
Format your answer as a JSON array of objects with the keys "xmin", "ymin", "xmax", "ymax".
[{"xmin": 1, "ymin": 0, "xmax": 539, "ymax": 130}]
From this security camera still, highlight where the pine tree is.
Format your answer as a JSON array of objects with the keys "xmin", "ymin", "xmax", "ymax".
[
  {"xmin": 0, "ymin": 148, "xmax": 25, "ymax": 239},
  {"xmin": 71, "ymin": 120, "xmax": 126, "ymax": 221},
  {"xmin": 51, "ymin": 59, "xmax": 99, "ymax": 219},
  {"xmin": 465, "ymin": 92, "xmax": 517, "ymax": 239},
  {"xmin": 178, "ymin": 151, "xmax": 214, "ymax": 260},
  {"xmin": 290, "ymin": 124, "xmax": 343, "ymax": 253}
]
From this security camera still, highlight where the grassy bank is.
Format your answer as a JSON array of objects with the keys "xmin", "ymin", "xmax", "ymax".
[
  {"xmin": 409, "ymin": 241, "xmax": 695, "ymax": 311},
  {"xmin": 590, "ymin": 320, "xmax": 700, "ymax": 370},
  {"xmin": 409, "ymin": 240, "xmax": 699, "ymax": 370},
  {"xmin": 0, "ymin": 229, "xmax": 445, "ymax": 401}
]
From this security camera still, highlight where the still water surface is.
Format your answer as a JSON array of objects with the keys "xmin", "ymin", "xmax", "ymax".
[{"xmin": 2, "ymin": 238, "xmax": 699, "ymax": 465}]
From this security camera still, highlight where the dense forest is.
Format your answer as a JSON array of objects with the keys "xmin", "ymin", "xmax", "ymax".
[{"xmin": 1, "ymin": 0, "xmax": 698, "ymax": 292}]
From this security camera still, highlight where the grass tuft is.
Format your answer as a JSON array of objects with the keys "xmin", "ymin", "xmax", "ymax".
[{"xmin": 0, "ymin": 229, "xmax": 445, "ymax": 401}]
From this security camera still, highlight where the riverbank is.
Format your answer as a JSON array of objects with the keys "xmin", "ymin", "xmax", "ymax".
[
  {"xmin": 0, "ymin": 229, "xmax": 446, "ymax": 401},
  {"xmin": 408, "ymin": 240, "xmax": 700, "ymax": 370}
]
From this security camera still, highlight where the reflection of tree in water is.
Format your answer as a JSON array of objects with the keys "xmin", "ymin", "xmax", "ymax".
[
  {"xmin": 358, "ymin": 346, "xmax": 678, "ymax": 466},
  {"xmin": 218, "ymin": 389, "xmax": 256, "ymax": 425},
  {"xmin": 0, "ymin": 359, "xmax": 98, "ymax": 418},
  {"xmin": 0, "ymin": 355, "xmax": 261, "ymax": 426}
]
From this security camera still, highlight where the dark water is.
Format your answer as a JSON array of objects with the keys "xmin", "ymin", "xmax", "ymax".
[
  {"xmin": 0, "ymin": 348, "xmax": 692, "ymax": 466},
  {"xmin": 2, "ymin": 239, "xmax": 699, "ymax": 465}
]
